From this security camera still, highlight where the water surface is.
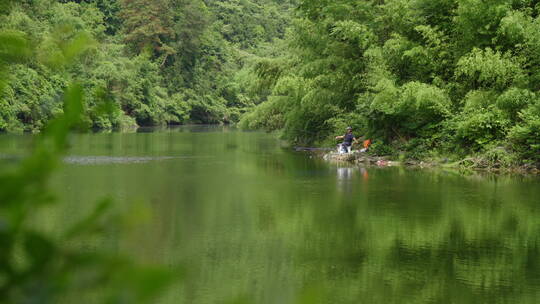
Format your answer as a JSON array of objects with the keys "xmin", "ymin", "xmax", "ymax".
[{"xmin": 1, "ymin": 126, "xmax": 539, "ymax": 304}]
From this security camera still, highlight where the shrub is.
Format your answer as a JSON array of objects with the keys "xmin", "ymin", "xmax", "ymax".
[
  {"xmin": 368, "ymin": 140, "xmax": 397, "ymax": 157},
  {"xmin": 508, "ymin": 101, "xmax": 540, "ymax": 161},
  {"xmin": 455, "ymin": 48, "xmax": 526, "ymax": 91},
  {"xmin": 455, "ymin": 108, "xmax": 510, "ymax": 149},
  {"xmin": 496, "ymin": 87, "xmax": 536, "ymax": 120},
  {"xmin": 402, "ymin": 137, "xmax": 434, "ymax": 160},
  {"xmin": 239, "ymin": 96, "xmax": 286, "ymax": 131},
  {"xmin": 481, "ymin": 145, "xmax": 519, "ymax": 168},
  {"xmin": 454, "ymin": 90, "xmax": 511, "ymax": 149},
  {"xmin": 369, "ymin": 81, "xmax": 451, "ymax": 138}
]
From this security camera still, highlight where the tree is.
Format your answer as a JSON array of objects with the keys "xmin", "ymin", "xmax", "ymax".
[{"xmin": 120, "ymin": 0, "xmax": 175, "ymax": 61}]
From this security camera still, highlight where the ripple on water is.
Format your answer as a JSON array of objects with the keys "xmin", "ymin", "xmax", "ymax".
[{"xmin": 63, "ymin": 156, "xmax": 181, "ymax": 165}]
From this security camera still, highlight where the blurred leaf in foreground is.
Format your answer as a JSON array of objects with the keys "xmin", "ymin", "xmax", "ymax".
[{"xmin": 0, "ymin": 29, "xmax": 180, "ymax": 303}]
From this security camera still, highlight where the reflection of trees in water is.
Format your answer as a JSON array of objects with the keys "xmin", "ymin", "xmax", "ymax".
[
  {"xmin": 294, "ymin": 169, "xmax": 540, "ymax": 303},
  {"xmin": 386, "ymin": 218, "xmax": 540, "ymax": 303},
  {"xmin": 39, "ymin": 136, "xmax": 540, "ymax": 304}
]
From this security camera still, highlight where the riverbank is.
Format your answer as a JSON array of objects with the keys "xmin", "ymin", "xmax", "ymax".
[{"xmin": 317, "ymin": 150, "xmax": 540, "ymax": 175}]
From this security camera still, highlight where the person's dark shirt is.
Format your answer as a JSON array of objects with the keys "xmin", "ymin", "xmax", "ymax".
[{"xmin": 343, "ymin": 133, "xmax": 355, "ymax": 146}]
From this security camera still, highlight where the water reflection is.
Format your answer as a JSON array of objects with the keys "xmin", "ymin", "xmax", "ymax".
[
  {"xmin": 336, "ymin": 167, "xmax": 355, "ymax": 180},
  {"xmin": 1, "ymin": 128, "xmax": 539, "ymax": 304},
  {"xmin": 336, "ymin": 167, "xmax": 355, "ymax": 194},
  {"xmin": 335, "ymin": 166, "xmax": 370, "ymax": 194}
]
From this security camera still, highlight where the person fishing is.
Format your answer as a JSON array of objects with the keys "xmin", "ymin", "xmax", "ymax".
[{"xmin": 335, "ymin": 127, "xmax": 359, "ymax": 153}]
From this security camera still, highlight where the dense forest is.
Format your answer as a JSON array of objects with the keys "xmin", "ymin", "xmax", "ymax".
[
  {"xmin": 1, "ymin": 0, "xmax": 540, "ymax": 166},
  {"xmin": 241, "ymin": 0, "xmax": 540, "ymax": 166},
  {"xmin": 0, "ymin": 0, "xmax": 293, "ymax": 130},
  {"xmin": 1, "ymin": 1, "xmax": 540, "ymax": 303}
]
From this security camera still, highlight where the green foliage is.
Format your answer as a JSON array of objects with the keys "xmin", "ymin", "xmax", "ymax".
[
  {"xmin": 3, "ymin": 0, "xmax": 538, "ymax": 165},
  {"xmin": 369, "ymin": 81, "xmax": 451, "ymax": 138},
  {"xmin": 367, "ymin": 140, "xmax": 397, "ymax": 157},
  {"xmin": 0, "ymin": 0, "xmax": 294, "ymax": 131},
  {"xmin": 400, "ymin": 137, "xmax": 435, "ymax": 160},
  {"xmin": 0, "ymin": 85, "xmax": 179, "ymax": 303},
  {"xmin": 453, "ymin": 0, "xmax": 512, "ymax": 51},
  {"xmin": 496, "ymin": 87, "xmax": 536, "ymax": 120},
  {"xmin": 0, "ymin": 28, "xmax": 179, "ymax": 303},
  {"xmin": 454, "ymin": 107, "xmax": 510, "ymax": 149},
  {"xmin": 1, "ymin": 64, "xmax": 65, "ymax": 131},
  {"xmin": 0, "ymin": 30, "xmax": 32, "ymax": 131},
  {"xmin": 242, "ymin": 0, "xmax": 540, "ymax": 166},
  {"xmin": 94, "ymin": 0, "xmax": 122, "ymax": 35},
  {"xmin": 238, "ymin": 96, "xmax": 285, "ymax": 131},
  {"xmin": 455, "ymin": 48, "xmax": 526, "ymax": 91},
  {"xmin": 0, "ymin": 30, "xmax": 30, "ymax": 99},
  {"xmin": 508, "ymin": 100, "xmax": 540, "ymax": 161},
  {"xmin": 120, "ymin": 0, "xmax": 175, "ymax": 58},
  {"xmin": 481, "ymin": 144, "xmax": 519, "ymax": 168},
  {"xmin": 208, "ymin": 0, "xmax": 292, "ymax": 49}
]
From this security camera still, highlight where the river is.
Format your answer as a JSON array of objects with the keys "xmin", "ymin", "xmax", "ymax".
[{"xmin": 1, "ymin": 126, "xmax": 540, "ymax": 303}]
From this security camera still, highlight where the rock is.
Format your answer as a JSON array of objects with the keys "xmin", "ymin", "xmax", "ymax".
[
  {"xmin": 323, "ymin": 151, "xmax": 384, "ymax": 164},
  {"xmin": 321, "ymin": 150, "xmax": 405, "ymax": 168},
  {"xmin": 376, "ymin": 160, "xmax": 388, "ymax": 166},
  {"xmin": 323, "ymin": 151, "xmax": 362, "ymax": 162}
]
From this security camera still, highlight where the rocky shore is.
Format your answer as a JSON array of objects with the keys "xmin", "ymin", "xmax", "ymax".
[
  {"xmin": 322, "ymin": 151, "xmax": 401, "ymax": 167},
  {"xmin": 320, "ymin": 150, "xmax": 540, "ymax": 174}
]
